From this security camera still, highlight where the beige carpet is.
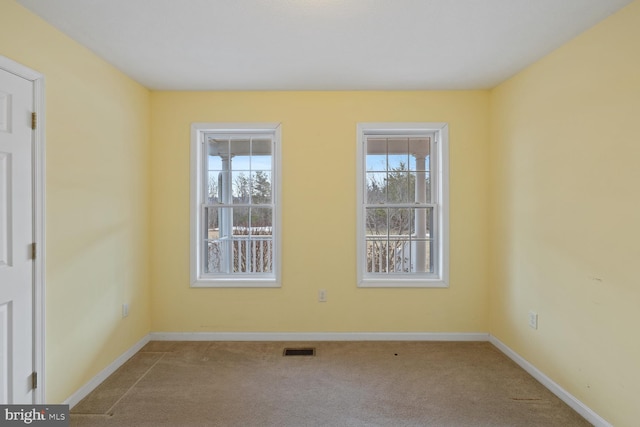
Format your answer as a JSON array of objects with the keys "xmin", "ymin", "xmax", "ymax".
[{"xmin": 70, "ymin": 341, "xmax": 591, "ymax": 426}]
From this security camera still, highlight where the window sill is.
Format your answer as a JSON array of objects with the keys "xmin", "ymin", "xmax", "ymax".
[
  {"xmin": 191, "ymin": 278, "xmax": 281, "ymax": 288},
  {"xmin": 358, "ymin": 277, "xmax": 448, "ymax": 288}
]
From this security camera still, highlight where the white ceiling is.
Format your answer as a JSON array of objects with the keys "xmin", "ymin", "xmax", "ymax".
[{"xmin": 16, "ymin": 0, "xmax": 632, "ymax": 90}]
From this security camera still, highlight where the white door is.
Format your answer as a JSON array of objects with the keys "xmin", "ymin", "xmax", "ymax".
[{"xmin": 0, "ymin": 68, "xmax": 34, "ymax": 404}]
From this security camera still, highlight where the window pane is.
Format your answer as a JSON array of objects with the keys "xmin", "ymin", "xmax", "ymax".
[
  {"xmin": 251, "ymin": 171, "xmax": 272, "ymax": 204},
  {"xmin": 233, "ymin": 238, "xmax": 249, "ymax": 273},
  {"xmin": 247, "ymin": 237, "xmax": 272, "ymax": 273},
  {"xmin": 232, "ymin": 207, "xmax": 249, "ymax": 273},
  {"xmin": 426, "ymin": 172, "xmax": 431, "ymax": 203},
  {"xmin": 232, "ymin": 172, "xmax": 251, "ymax": 203},
  {"xmin": 208, "ymin": 153, "xmax": 222, "ymax": 171},
  {"xmin": 389, "ymin": 208, "xmax": 411, "ymax": 237},
  {"xmin": 387, "ymin": 137, "xmax": 409, "ymax": 171},
  {"xmin": 210, "ymin": 170, "xmax": 232, "ymax": 204},
  {"xmin": 205, "ymin": 241, "xmax": 225, "ymax": 274},
  {"xmin": 366, "ymin": 137, "xmax": 387, "ymax": 171},
  {"xmin": 204, "ymin": 206, "xmax": 220, "ymax": 237},
  {"xmin": 366, "ymin": 154, "xmax": 387, "ymax": 172},
  {"xmin": 386, "ymin": 171, "xmax": 411, "ymax": 203},
  {"xmin": 251, "ymin": 156, "xmax": 271, "ymax": 172},
  {"xmin": 410, "ymin": 207, "xmax": 433, "ymax": 237},
  {"xmin": 209, "ymin": 139, "xmax": 229, "ymax": 160},
  {"xmin": 250, "ymin": 207, "xmax": 272, "ymax": 230},
  {"xmin": 366, "ymin": 172, "xmax": 386, "ymax": 204},
  {"xmin": 412, "ymin": 207, "xmax": 433, "ymax": 273},
  {"xmin": 365, "ymin": 207, "xmax": 387, "ymax": 237},
  {"xmin": 409, "ymin": 171, "xmax": 431, "ymax": 204},
  {"xmin": 250, "ymin": 207, "xmax": 273, "ymax": 273},
  {"xmin": 389, "ymin": 207, "xmax": 412, "ymax": 273},
  {"xmin": 217, "ymin": 207, "xmax": 233, "ymax": 239},
  {"xmin": 228, "ymin": 207, "xmax": 273, "ymax": 274},
  {"xmin": 251, "ymin": 138, "xmax": 272, "ymax": 170},
  {"xmin": 230, "ymin": 138, "xmax": 251, "ymax": 159},
  {"xmin": 366, "ymin": 208, "xmax": 388, "ymax": 273},
  {"xmin": 366, "ymin": 239, "xmax": 388, "ymax": 273},
  {"xmin": 233, "ymin": 207, "xmax": 249, "ymax": 235},
  {"xmin": 232, "ymin": 157, "xmax": 250, "ymax": 173},
  {"xmin": 366, "ymin": 237, "xmax": 413, "ymax": 274},
  {"xmin": 408, "ymin": 138, "xmax": 430, "ymax": 171},
  {"xmin": 204, "ymin": 206, "xmax": 226, "ymax": 274},
  {"xmin": 410, "ymin": 239, "xmax": 433, "ymax": 273},
  {"xmin": 207, "ymin": 171, "xmax": 221, "ymax": 203},
  {"xmin": 388, "ymin": 239, "xmax": 411, "ymax": 273},
  {"xmin": 387, "ymin": 154, "xmax": 408, "ymax": 172}
]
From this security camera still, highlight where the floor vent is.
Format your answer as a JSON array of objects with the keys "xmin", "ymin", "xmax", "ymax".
[{"xmin": 283, "ymin": 348, "xmax": 316, "ymax": 356}]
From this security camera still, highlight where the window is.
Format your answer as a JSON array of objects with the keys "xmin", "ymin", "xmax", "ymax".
[
  {"xmin": 191, "ymin": 123, "xmax": 281, "ymax": 287},
  {"xmin": 357, "ymin": 123, "xmax": 449, "ymax": 287}
]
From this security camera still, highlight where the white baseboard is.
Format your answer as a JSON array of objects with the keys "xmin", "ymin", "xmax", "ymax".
[
  {"xmin": 489, "ymin": 335, "xmax": 612, "ymax": 427},
  {"xmin": 149, "ymin": 331, "xmax": 490, "ymax": 342},
  {"xmin": 64, "ymin": 334, "xmax": 151, "ymax": 409}
]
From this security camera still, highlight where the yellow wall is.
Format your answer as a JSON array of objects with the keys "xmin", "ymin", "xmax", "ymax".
[
  {"xmin": 150, "ymin": 91, "xmax": 490, "ymax": 333},
  {"xmin": 7, "ymin": 0, "xmax": 637, "ymax": 422},
  {"xmin": 1, "ymin": 1, "xmax": 151, "ymax": 403},
  {"xmin": 489, "ymin": 1, "xmax": 640, "ymax": 425}
]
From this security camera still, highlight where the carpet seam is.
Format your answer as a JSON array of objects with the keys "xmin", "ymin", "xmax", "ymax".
[{"xmin": 103, "ymin": 352, "xmax": 167, "ymax": 415}]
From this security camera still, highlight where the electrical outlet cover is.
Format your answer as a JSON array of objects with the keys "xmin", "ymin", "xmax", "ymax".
[{"xmin": 528, "ymin": 311, "xmax": 538, "ymax": 329}]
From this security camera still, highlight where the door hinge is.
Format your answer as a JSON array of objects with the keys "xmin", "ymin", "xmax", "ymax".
[
  {"xmin": 32, "ymin": 372, "xmax": 38, "ymax": 389},
  {"xmin": 31, "ymin": 242, "xmax": 36, "ymax": 260},
  {"xmin": 31, "ymin": 112, "xmax": 37, "ymax": 130}
]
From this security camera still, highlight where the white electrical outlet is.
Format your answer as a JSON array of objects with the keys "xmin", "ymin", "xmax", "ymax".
[
  {"xmin": 122, "ymin": 303, "xmax": 130, "ymax": 318},
  {"xmin": 318, "ymin": 289, "xmax": 327, "ymax": 302},
  {"xmin": 528, "ymin": 311, "xmax": 538, "ymax": 329}
]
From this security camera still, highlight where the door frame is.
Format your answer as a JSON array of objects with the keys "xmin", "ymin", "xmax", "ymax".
[{"xmin": 0, "ymin": 55, "xmax": 45, "ymax": 404}]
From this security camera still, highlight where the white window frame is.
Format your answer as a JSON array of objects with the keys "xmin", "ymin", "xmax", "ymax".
[
  {"xmin": 356, "ymin": 122, "xmax": 449, "ymax": 288},
  {"xmin": 190, "ymin": 122, "xmax": 282, "ymax": 287}
]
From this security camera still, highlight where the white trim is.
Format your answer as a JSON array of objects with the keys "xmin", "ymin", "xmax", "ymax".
[
  {"xmin": 489, "ymin": 336, "xmax": 612, "ymax": 427},
  {"xmin": 150, "ymin": 332, "xmax": 489, "ymax": 342},
  {"xmin": 356, "ymin": 122, "xmax": 449, "ymax": 288},
  {"xmin": 358, "ymin": 278, "xmax": 449, "ymax": 288},
  {"xmin": 0, "ymin": 57, "xmax": 42, "ymax": 81},
  {"xmin": 63, "ymin": 334, "xmax": 151, "ymax": 409},
  {"xmin": 0, "ymin": 55, "xmax": 46, "ymax": 404},
  {"xmin": 190, "ymin": 122, "xmax": 282, "ymax": 287}
]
